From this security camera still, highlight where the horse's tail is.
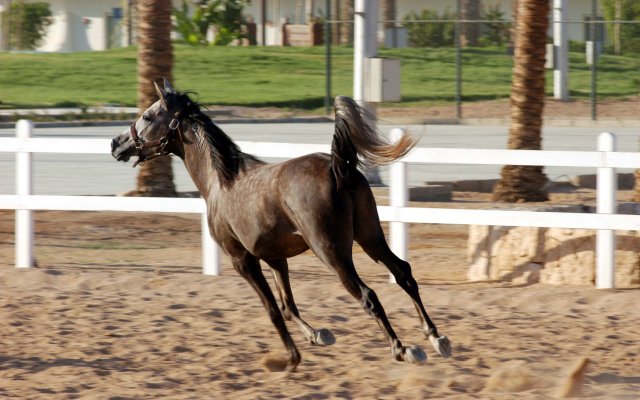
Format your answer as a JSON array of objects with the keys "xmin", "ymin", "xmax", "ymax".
[{"xmin": 331, "ymin": 95, "xmax": 417, "ymax": 189}]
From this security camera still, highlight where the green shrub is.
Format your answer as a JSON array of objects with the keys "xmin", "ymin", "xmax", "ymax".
[
  {"xmin": 403, "ymin": 9, "xmax": 455, "ymax": 48},
  {"xmin": 1, "ymin": 2, "xmax": 52, "ymax": 50},
  {"xmin": 173, "ymin": 0, "xmax": 247, "ymax": 46},
  {"xmin": 601, "ymin": 0, "xmax": 640, "ymax": 54},
  {"xmin": 481, "ymin": 4, "xmax": 509, "ymax": 47}
]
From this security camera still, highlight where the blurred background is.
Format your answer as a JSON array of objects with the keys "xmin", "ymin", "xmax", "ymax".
[
  {"xmin": 0, "ymin": 0, "xmax": 638, "ymax": 120},
  {"xmin": 0, "ymin": 0, "xmax": 638, "ymax": 201}
]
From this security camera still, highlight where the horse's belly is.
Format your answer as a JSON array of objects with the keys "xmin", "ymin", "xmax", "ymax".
[{"xmin": 251, "ymin": 232, "xmax": 309, "ymax": 260}]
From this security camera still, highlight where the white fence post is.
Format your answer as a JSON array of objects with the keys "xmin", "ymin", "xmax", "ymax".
[
  {"xmin": 388, "ymin": 128, "xmax": 408, "ymax": 283},
  {"xmin": 596, "ymin": 132, "xmax": 617, "ymax": 289},
  {"xmin": 553, "ymin": 0, "xmax": 569, "ymax": 101},
  {"xmin": 201, "ymin": 212, "xmax": 220, "ymax": 275},
  {"xmin": 15, "ymin": 120, "xmax": 35, "ymax": 268}
]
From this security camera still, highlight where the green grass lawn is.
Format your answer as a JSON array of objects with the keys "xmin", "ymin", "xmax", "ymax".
[{"xmin": 0, "ymin": 45, "xmax": 638, "ymax": 110}]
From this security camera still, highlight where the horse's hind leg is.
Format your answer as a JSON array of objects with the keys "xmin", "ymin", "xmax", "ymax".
[
  {"xmin": 265, "ymin": 259, "xmax": 335, "ymax": 346},
  {"xmin": 313, "ymin": 247, "xmax": 426, "ymax": 364},
  {"xmin": 231, "ymin": 253, "xmax": 301, "ymax": 371},
  {"xmin": 350, "ymin": 178, "xmax": 451, "ymax": 358},
  {"xmin": 356, "ymin": 231, "xmax": 452, "ymax": 359}
]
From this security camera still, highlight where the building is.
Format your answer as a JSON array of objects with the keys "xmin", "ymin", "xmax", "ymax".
[
  {"xmin": 0, "ymin": 0, "xmax": 605, "ymax": 52},
  {"xmin": 0, "ymin": 0, "xmax": 125, "ymax": 51}
]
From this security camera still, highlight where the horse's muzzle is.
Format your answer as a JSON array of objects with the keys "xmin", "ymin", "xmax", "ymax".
[{"xmin": 111, "ymin": 134, "xmax": 134, "ymax": 162}]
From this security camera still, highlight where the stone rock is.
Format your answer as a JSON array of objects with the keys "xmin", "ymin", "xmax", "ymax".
[
  {"xmin": 409, "ymin": 185, "xmax": 452, "ymax": 202},
  {"xmin": 541, "ymin": 228, "xmax": 596, "ymax": 285},
  {"xmin": 570, "ymin": 173, "xmax": 635, "ymax": 190},
  {"xmin": 468, "ymin": 226, "xmax": 640, "ymax": 287},
  {"xmin": 370, "ymin": 185, "xmax": 452, "ymax": 203},
  {"xmin": 542, "ymin": 229, "xmax": 640, "ymax": 286},
  {"xmin": 468, "ymin": 225, "xmax": 544, "ymax": 282},
  {"xmin": 427, "ymin": 179, "xmax": 498, "ymax": 193}
]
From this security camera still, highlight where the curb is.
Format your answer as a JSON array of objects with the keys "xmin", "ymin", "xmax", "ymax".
[{"xmin": 0, "ymin": 116, "xmax": 333, "ymax": 129}]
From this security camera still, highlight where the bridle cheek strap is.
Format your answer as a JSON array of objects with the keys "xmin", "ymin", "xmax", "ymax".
[{"xmin": 130, "ymin": 118, "xmax": 181, "ymax": 168}]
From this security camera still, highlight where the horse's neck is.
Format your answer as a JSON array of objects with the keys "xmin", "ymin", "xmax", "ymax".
[{"xmin": 181, "ymin": 125, "xmax": 220, "ymax": 200}]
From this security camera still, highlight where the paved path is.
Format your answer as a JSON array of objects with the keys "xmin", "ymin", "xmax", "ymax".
[{"xmin": 1, "ymin": 122, "xmax": 638, "ymax": 195}]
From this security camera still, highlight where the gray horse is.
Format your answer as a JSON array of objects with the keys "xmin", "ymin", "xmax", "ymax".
[{"xmin": 111, "ymin": 79, "xmax": 451, "ymax": 371}]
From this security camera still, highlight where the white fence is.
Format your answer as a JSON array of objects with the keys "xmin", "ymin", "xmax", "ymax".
[{"xmin": 2, "ymin": 120, "xmax": 640, "ymax": 288}]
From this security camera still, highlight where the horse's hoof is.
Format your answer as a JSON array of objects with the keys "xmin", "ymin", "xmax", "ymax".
[
  {"xmin": 285, "ymin": 362, "xmax": 299, "ymax": 373},
  {"xmin": 286, "ymin": 352, "xmax": 302, "ymax": 373},
  {"xmin": 313, "ymin": 328, "xmax": 336, "ymax": 346},
  {"xmin": 403, "ymin": 345, "xmax": 427, "ymax": 364},
  {"xmin": 430, "ymin": 335, "xmax": 452, "ymax": 358}
]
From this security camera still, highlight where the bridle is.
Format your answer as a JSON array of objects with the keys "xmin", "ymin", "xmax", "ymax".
[{"xmin": 130, "ymin": 114, "xmax": 183, "ymax": 168}]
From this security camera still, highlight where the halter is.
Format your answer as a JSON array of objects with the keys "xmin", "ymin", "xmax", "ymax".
[{"xmin": 130, "ymin": 114, "xmax": 183, "ymax": 168}]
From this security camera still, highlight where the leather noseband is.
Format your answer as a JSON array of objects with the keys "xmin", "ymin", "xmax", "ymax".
[{"xmin": 130, "ymin": 115, "xmax": 182, "ymax": 168}]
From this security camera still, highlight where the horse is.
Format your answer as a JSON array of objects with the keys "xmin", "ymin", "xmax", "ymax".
[{"xmin": 111, "ymin": 79, "xmax": 452, "ymax": 371}]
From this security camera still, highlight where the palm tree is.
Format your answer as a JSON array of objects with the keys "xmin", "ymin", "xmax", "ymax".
[
  {"xmin": 133, "ymin": 0, "xmax": 177, "ymax": 197},
  {"xmin": 492, "ymin": 0, "xmax": 549, "ymax": 202}
]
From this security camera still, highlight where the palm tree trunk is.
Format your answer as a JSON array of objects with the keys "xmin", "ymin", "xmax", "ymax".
[
  {"xmin": 492, "ymin": 0, "xmax": 549, "ymax": 202},
  {"xmin": 133, "ymin": 0, "xmax": 177, "ymax": 197}
]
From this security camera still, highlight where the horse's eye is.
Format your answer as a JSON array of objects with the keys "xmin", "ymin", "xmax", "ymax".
[{"xmin": 142, "ymin": 115, "xmax": 151, "ymax": 122}]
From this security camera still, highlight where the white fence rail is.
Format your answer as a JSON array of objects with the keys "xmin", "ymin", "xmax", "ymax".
[{"xmin": 2, "ymin": 121, "xmax": 640, "ymax": 288}]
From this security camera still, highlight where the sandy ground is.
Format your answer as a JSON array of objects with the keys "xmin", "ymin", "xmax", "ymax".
[
  {"xmin": 207, "ymin": 96, "xmax": 640, "ymax": 125},
  {"xmin": 377, "ymin": 97, "xmax": 640, "ymax": 123},
  {"xmin": 1, "ymin": 188, "xmax": 639, "ymax": 399}
]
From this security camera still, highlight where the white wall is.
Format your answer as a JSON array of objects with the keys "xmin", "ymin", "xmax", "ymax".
[
  {"xmin": 244, "ymin": 0, "xmax": 299, "ymax": 45},
  {"xmin": 0, "ymin": 0, "xmax": 121, "ymax": 52},
  {"xmin": 0, "ymin": 0, "xmax": 609, "ymax": 52},
  {"xmin": 41, "ymin": 0, "xmax": 120, "ymax": 52}
]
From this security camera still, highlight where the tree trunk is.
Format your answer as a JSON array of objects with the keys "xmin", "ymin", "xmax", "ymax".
[
  {"xmin": 122, "ymin": 0, "xmax": 136, "ymax": 46},
  {"xmin": 16, "ymin": 0, "xmax": 23, "ymax": 50},
  {"xmin": 331, "ymin": 0, "xmax": 340, "ymax": 44},
  {"xmin": 340, "ymin": 0, "xmax": 353, "ymax": 45},
  {"xmin": 633, "ymin": 170, "xmax": 640, "ymax": 202},
  {"xmin": 133, "ymin": 0, "xmax": 177, "ymax": 197},
  {"xmin": 613, "ymin": 0, "xmax": 622, "ymax": 55},
  {"xmin": 461, "ymin": 0, "xmax": 481, "ymax": 47},
  {"xmin": 492, "ymin": 0, "xmax": 549, "ymax": 203},
  {"xmin": 382, "ymin": 0, "xmax": 396, "ymax": 47},
  {"xmin": 507, "ymin": 0, "xmax": 518, "ymax": 55}
]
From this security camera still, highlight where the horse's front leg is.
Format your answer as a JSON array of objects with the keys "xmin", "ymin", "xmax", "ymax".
[
  {"xmin": 266, "ymin": 259, "xmax": 335, "ymax": 346},
  {"xmin": 231, "ymin": 254, "xmax": 301, "ymax": 371}
]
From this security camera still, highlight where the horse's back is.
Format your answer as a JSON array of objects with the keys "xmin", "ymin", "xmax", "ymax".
[
  {"xmin": 277, "ymin": 152, "xmax": 380, "ymax": 240},
  {"xmin": 215, "ymin": 152, "xmax": 379, "ymax": 259}
]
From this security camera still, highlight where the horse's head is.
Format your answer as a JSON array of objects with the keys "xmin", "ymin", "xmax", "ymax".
[{"xmin": 111, "ymin": 78, "xmax": 191, "ymax": 166}]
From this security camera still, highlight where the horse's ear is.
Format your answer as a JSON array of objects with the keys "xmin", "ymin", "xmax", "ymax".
[
  {"xmin": 154, "ymin": 81, "xmax": 167, "ymax": 100},
  {"xmin": 163, "ymin": 77, "xmax": 176, "ymax": 94}
]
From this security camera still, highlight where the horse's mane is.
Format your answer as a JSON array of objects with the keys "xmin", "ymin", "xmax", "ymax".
[{"xmin": 165, "ymin": 91, "xmax": 259, "ymax": 188}]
